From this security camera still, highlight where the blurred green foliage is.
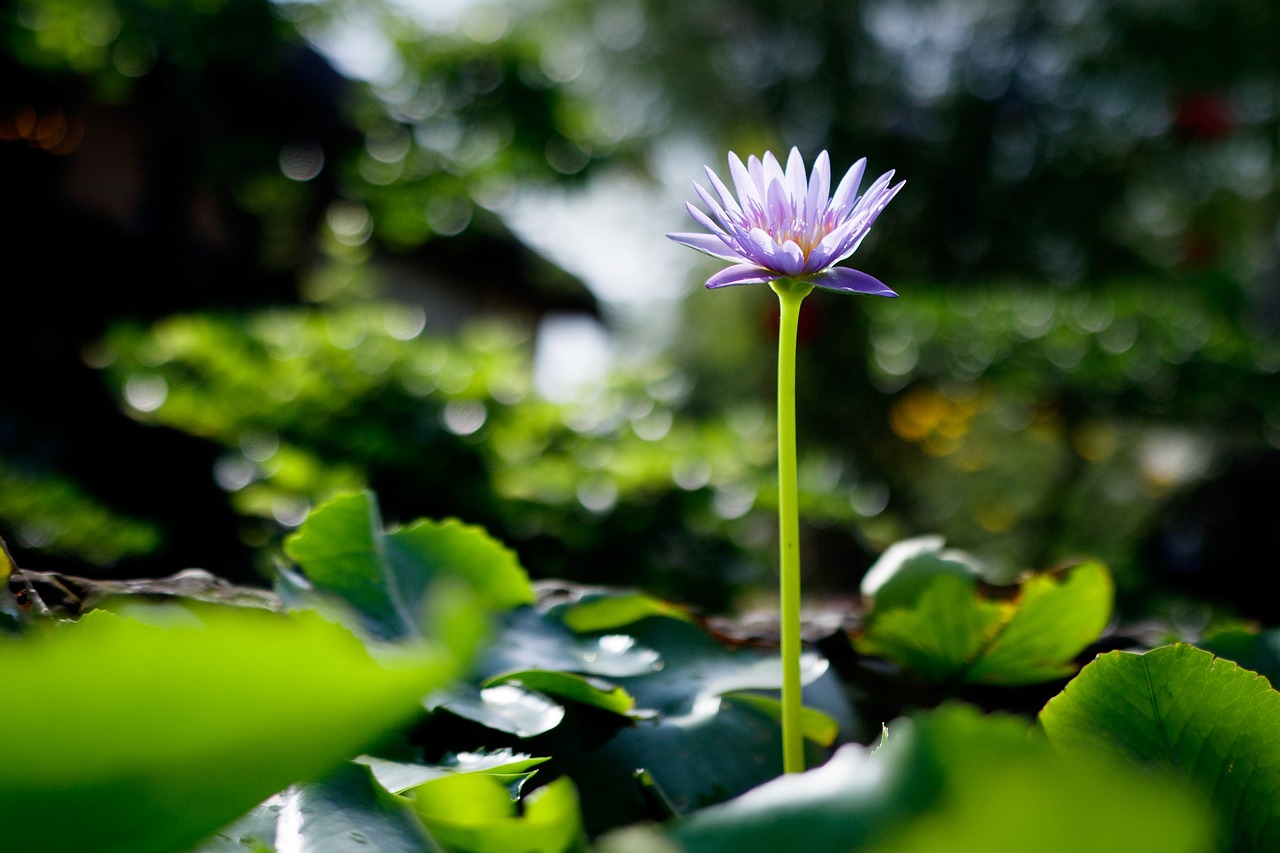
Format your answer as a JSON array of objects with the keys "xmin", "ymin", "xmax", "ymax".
[
  {"xmin": 5, "ymin": 491, "xmax": 1280, "ymax": 849},
  {"xmin": 3, "ymin": 0, "xmax": 1280, "ymax": 618}
]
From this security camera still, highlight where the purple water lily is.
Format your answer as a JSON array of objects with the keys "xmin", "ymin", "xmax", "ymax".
[{"xmin": 667, "ymin": 147, "xmax": 904, "ymax": 295}]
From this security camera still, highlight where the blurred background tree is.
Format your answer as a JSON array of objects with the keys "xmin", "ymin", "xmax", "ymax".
[{"xmin": 3, "ymin": 0, "xmax": 1278, "ymax": 616}]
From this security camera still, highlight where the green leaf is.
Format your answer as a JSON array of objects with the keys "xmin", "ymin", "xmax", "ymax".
[
  {"xmin": 560, "ymin": 592, "xmax": 693, "ymax": 633},
  {"xmin": 536, "ymin": 612, "xmax": 845, "ymax": 833},
  {"xmin": 963, "ymin": 561, "xmax": 1113, "ymax": 684},
  {"xmin": 857, "ymin": 574, "xmax": 1004, "ymax": 681},
  {"xmin": 412, "ymin": 774, "xmax": 585, "ymax": 853},
  {"xmin": 191, "ymin": 799, "xmax": 278, "ymax": 852},
  {"xmin": 484, "ymin": 669, "xmax": 640, "ymax": 717},
  {"xmin": 1039, "ymin": 643, "xmax": 1280, "ymax": 852},
  {"xmin": 283, "ymin": 492, "xmax": 533, "ymax": 641},
  {"xmin": 441, "ymin": 597, "xmax": 853, "ymax": 834},
  {"xmin": 856, "ymin": 557, "xmax": 1112, "ymax": 685},
  {"xmin": 859, "ymin": 535, "xmax": 982, "ymax": 611},
  {"xmin": 660, "ymin": 704, "xmax": 1212, "ymax": 853},
  {"xmin": 483, "ymin": 606, "xmax": 664, "ymax": 678},
  {"xmin": 0, "ymin": 608, "xmax": 453, "ymax": 853},
  {"xmin": 356, "ymin": 751, "xmax": 548, "ymax": 795},
  {"xmin": 867, "ymin": 707, "xmax": 1213, "ymax": 853}
]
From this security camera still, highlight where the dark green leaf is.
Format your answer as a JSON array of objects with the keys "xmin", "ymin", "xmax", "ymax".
[
  {"xmin": 195, "ymin": 763, "xmax": 438, "ymax": 853},
  {"xmin": 436, "ymin": 682, "xmax": 567, "ymax": 738},
  {"xmin": 283, "ymin": 492, "xmax": 533, "ymax": 641},
  {"xmin": 482, "ymin": 606, "xmax": 663, "ymax": 679},
  {"xmin": 548, "ymin": 613, "xmax": 847, "ymax": 832}
]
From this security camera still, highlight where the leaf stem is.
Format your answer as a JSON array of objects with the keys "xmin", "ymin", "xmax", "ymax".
[{"xmin": 770, "ymin": 278, "xmax": 812, "ymax": 774}]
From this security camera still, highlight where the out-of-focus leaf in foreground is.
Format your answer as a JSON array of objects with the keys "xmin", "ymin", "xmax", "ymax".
[
  {"xmin": 636, "ymin": 704, "xmax": 1210, "ymax": 853},
  {"xmin": 0, "ymin": 608, "xmax": 453, "ymax": 853},
  {"xmin": 1040, "ymin": 643, "xmax": 1280, "ymax": 852}
]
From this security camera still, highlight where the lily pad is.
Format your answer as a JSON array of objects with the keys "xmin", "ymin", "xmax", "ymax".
[
  {"xmin": 659, "ymin": 704, "xmax": 1211, "ymax": 853},
  {"xmin": 1039, "ymin": 643, "xmax": 1280, "ymax": 852},
  {"xmin": 435, "ymin": 682, "xmax": 567, "ymax": 738},
  {"xmin": 481, "ymin": 605, "xmax": 664, "ymax": 679}
]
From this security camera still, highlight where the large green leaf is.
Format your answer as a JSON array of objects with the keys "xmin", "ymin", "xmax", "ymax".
[
  {"xmin": 649, "ymin": 704, "xmax": 1211, "ymax": 853},
  {"xmin": 0, "ymin": 608, "xmax": 453, "ymax": 853},
  {"xmin": 282, "ymin": 491, "xmax": 533, "ymax": 641},
  {"xmin": 1039, "ymin": 643, "xmax": 1280, "ymax": 852},
  {"xmin": 856, "ymin": 538, "xmax": 1112, "ymax": 684},
  {"xmin": 429, "ymin": 598, "xmax": 846, "ymax": 836}
]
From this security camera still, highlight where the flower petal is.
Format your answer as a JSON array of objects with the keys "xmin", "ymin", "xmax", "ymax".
[
  {"xmin": 805, "ymin": 150, "xmax": 831, "ymax": 220},
  {"xmin": 777, "ymin": 239, "xmax": 806, "ymax": 275},
  {"xmin": 745, "ymin": 227, "xmax": 781, "ymax": 268},
  {"xmin": 746, "ymin": 154, "xmax": 766, "ymax": 198},
  {"xmin": 830, "ymin": 157, "xmax": 867, "ymax": 214},
  {"xmin": 765, "ymin": 175, "xmax": 791, "ymax": 226},
  {"xmin": 666, "ymin": 231, "xmax": 747, "ymax": 262},
  {"xmin": 728, "ymin": 152, "xmax": 760, "ymax": 210},
  {"xmin": 785, "ymin": 147, "xmax": 808, "ymax": 205},
  {"xmin": 762, "ymin": 151, "xmax": 787, "ymax": 201},
  {"xmin": 693, "ymin": 181, "xmax": 735, "ymax": 231},
  {"xmin": 685, "ymin": 201, "xmax": 733, "ymax": 241},
  {"xmin": 809, "ymin": 267, "xmax": 898, "ymax": 297},
  {"xmin": 704, "ymin": 165, "xmax": 742, "ymax": 214},
  {"xmin": 705, "ymin": 263, "xmax": 779, "ymax": 289},
  {"xmin": 808, "ymin": 215, "xmax": 868, "ymax": 268},
  {"xmin": 852, "ymin": 171, "xmax": 897, "ymax": 215}
]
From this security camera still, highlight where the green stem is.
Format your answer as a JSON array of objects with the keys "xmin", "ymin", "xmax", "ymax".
[{"xmin": 770, "ymin": 278, "xmax": 812, "ymax": 774}]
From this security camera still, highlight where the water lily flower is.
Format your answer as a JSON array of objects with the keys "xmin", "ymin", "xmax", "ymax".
[{"xmin": 667, "ymin": 147, "xmax": 904, "ymax": 295}]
